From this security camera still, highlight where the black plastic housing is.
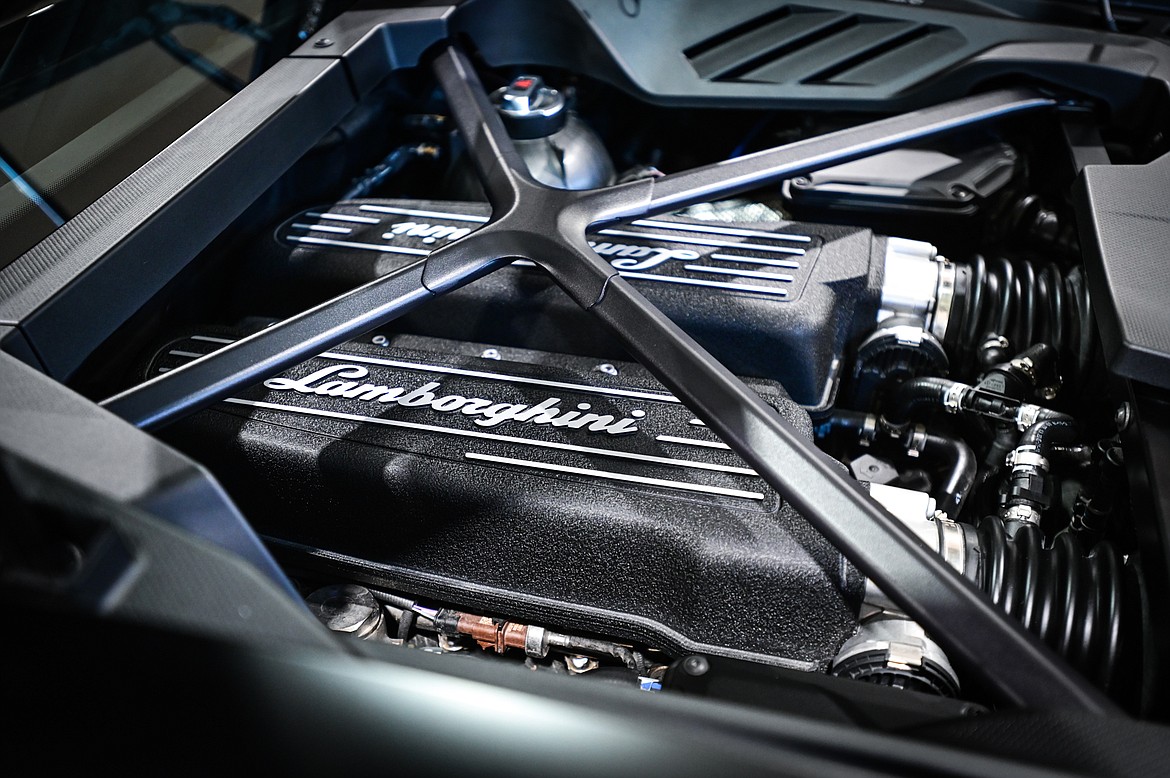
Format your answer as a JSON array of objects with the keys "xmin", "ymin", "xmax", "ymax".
[
  {"xmin": 1078, "ymin": 151, "xmax": 1170, "ymax": 390},
  {"xmin": 157, "ymin": 333, "xmax": 864, "ymax": 668},
  {"xmin": 256, "ymin": 199, "xmax": 885, "ymax": 409}
]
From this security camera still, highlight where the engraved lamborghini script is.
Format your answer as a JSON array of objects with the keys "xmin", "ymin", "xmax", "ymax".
[{"xmin": 263, "ymin": 364, "xmax": 643, "ymax": 434}]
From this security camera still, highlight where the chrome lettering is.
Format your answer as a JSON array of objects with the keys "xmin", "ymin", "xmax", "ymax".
[
  {"xmin": 263, "ymin": 364, "xmax": 640, "ymax": 435},
  {"xmin": 588, "ymin": 241, "xmax": 700, "ymax": 271},
  {"xmin": 385, "ymin": 221, "xmax": 473, "ymax": 244}
]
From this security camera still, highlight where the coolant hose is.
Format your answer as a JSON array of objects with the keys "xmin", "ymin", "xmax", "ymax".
[
  {"xmin": 883, "ymin": 376, "xmax": 958, "ymax": 427},
  {"xmin": 918, "ymin": 432, "xmax": 976, "ymax": 519},
  {"xmin": 823, "ymin": 411, "xmax": 975, "ymax": 520},
  {"xmin": 1019, "ymin": 415, "xmax": 1078, "ymax": 455}
]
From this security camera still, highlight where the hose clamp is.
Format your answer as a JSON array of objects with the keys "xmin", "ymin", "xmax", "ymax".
[
  {"xmin": 905, "ymin": 424, "xmax": 928, "ymax": 457},
  {"xmin": 936, "ymin": 516, "xmax": 968, "ymax": 574},
  {"xmin": 1003, "ymin": 504, "xmax": 1042, "ymax": 525},
  {"xmin": 931, "ymin": 258, "xmax": 957, "ymax": 342},
  {"xmin": 943, "ymin": 382, "xmax": 966, "ymax": 414},
  {"xmin": 1009, "ymin": 356, "xmax": 1036, "ymax": 383},
  {"xmin": 980, "ymin": 334, "xmax": 1010, "ymax": 353},
  {"xmin": 1005, "ymin": 446, "xmax": 1049, "ymax": 473},
  {"xmin": 1016, "ymin": 403, "xmax": 1043, "ymax": 431},
  {"xmin": 860, "ymin": 414, "xmax": 879, "ymax": 446}
]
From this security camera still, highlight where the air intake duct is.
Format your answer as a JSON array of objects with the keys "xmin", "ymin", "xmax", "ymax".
[
  {"xmin": 873, "ymin": 496, "xmax": 1129, "ymax": 694},
  {"xmin": 971, "ymin": 516, "xmax": 1123, "ymax": 692},
  {"xmin": 952, "ymin": 254, "xmax": 1098, "ymax": 388}
]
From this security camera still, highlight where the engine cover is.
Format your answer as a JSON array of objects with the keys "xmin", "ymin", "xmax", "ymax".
[
  {"xmin": 157, "ymin": 333, "xmax": 863, "ymax": 668},
  {"xmin": 255, "ymin": 200, "xmax": 886, "ymax": 409}
]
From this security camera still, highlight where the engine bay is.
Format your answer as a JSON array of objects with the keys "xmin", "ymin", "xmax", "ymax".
[
  {"xmin": 10, "ymin": 0, "xmax": 1170, "ymax": 745},
  {"xmin": 72, "ymin": 48, "xmax": 1143, "ymax": 712}
]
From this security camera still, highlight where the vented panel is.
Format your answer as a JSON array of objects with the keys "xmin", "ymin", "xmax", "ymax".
[{"xmin": 684, "ymin": 5, "xmax": 964, "ymax": 86}]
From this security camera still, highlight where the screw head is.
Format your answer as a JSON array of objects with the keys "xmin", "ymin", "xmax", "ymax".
[
  {"xmin": 313, "ymin": 37, "xmax": 334, "ymax": 48},
  {"xmin": 681, "ymin": 655, "xmax": 709, "ymax": 677},
  {"xmin": 949, "ymin": 184, "xmax": 974, "ymax": 200},
  {"xmin": 371, "ymin": 335, "xmax": 389, "ymax": 346},
  {"xmin": 596, "ymin": 363, "xmax": 618, "ymax": 376},
  {"xmin": 1115, "ymin": 402, "xmax": 1132, "ymax": 432}
]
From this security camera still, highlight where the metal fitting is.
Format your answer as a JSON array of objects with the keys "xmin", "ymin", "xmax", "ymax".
[
  {"xmin": 860, "ymin": 414, "xmax": 879, "ymax": 447},
  {"xmin": 879, "ymin": 236, "xmax": 940, "ymax": 325},
  {"xmin": 943, "ymin": 382, "xmax": 966, "ymax": 413},
  {"xmin": 890, "ymin": 324, "xmax": 927, "ymax": 347},
  {"xmin": 524, "ymin": 625, "xmax": 549, "ymax": 658},
  {"xmin": 1003, "ymin": 504, "xmax": 1042, "ymax": 525},
  {"xmin": 565, "ymin": 655, "xmax": 600, "ymax": 674},
  {"xmin": 936, "ymin": 516, "xmax": 968, "ymax": 574},
  {"xmin": 931, "ymin": 259, "xmax": 957, "ymax": 342},
  {"xmin": 980, "ymin": 334, "xmax": 1010, "ymax": 353},
  {"xmin": 830, "ymin": 616, "xmax": 959, "ymax": 696},
  {"xmin": 1115, "ymin": 402, "xmax": 1132, "ymax": 432},
  {"xmin": 904, "ymin": 424, "xmax": 928, "ymax": 458},
  {"xmin": 1005, "ymin": 445, "xmax": 1049, "ymax": 473},
  {"xmin": 1016, "ymin": 403, "xmax": 1044, "ymax": 431},
  {"xmin": 1009, "ymin": 356, "xmax": 1036, "ymax": 383},
  {"xmin": 306, "ymin": 584, "xmax": 386, "ymax": 640}
]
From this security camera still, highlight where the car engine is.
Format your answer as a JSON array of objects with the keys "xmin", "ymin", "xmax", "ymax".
[
  {"xmin": 105, "ymin": 51, "xmax": 1131, "ymax": 705},
  {"xmin": 10, "ymin": 0, "xmax": 1170, "ymax": 745}
]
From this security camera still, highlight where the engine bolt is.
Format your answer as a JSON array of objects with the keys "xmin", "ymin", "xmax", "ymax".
[
  {"xmin": 1115, "ymin": 402, "xmax": 1132, "ymax": 432},
  {"xmin": 565, "ymin": 654, "xmax": 598, "ymax": 674}
]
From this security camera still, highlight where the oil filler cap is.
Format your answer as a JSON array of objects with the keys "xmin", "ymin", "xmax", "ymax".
[{"xmin": 492, "ymin": 75, "xmax": 567, "ymax": 140}]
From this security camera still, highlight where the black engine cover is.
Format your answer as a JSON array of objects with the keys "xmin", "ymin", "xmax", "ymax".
[
  {"xmin": 254, "ymin": 199, "xmax": 885, "ymax": 409},
  {"xmin": 158, "ymin": 333, "xmax": 863, "ymax": 668}
]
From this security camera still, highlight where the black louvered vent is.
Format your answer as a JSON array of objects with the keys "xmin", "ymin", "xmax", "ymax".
[{"xmin": 684, "ymin": 5, "xmax": 963, "ymax": 86}]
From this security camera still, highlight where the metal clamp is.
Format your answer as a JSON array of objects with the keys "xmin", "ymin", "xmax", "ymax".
[
  {"xmin": 1016, "ymin": 403, "xmax": 1043, "ymax": 431},
  {"xmin": 524, "ymin": 625, "xmax": 549, "ymax": 658},
  {"xmin": 931, "ymin": 258, "xmax": 957, "ymax": 342},
  {"xmin": 1006, "ymin": 445, "xmax": 1049, "ymax": 473},
  {"xmin": 1003, "ymin": 504, "xmax": 1043, "ymax": 525},
  {"xmin": 904, "ymin": 424, "xmax": 928, "ymax": 457},
  {"xmin": 943, "ymin": 382, "xmax": 967, "ymax": 413},
  {"xmin": 936, "ymin": 516, "xmax": 968, "ymax": 575}
]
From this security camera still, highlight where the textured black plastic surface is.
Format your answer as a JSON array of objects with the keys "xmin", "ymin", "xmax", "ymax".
[
  {"xmin": 454, "ymin": 0, "xmax": 1170, "ymax": 115},
  {"xmin": 0, "ymin": 350, "xmax": 318, "ymax": 620},
  {"xmin": 3, "ymin": 452, "xmax": 338, "ymax": 652},
  {"xmin": 159, "ymin": 333, "xmax": 863, "ymax": 668},
  {"xmin": 264, "ymin": 199, "xmax": 883, "ymax": 408},
  {"xmin": 1077, "ymin": 151, "xmax": 1170, "ymax": 389},
  {"xmin": 290, "ymin": 6, "xmax": 453, "ymax": 95}
]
